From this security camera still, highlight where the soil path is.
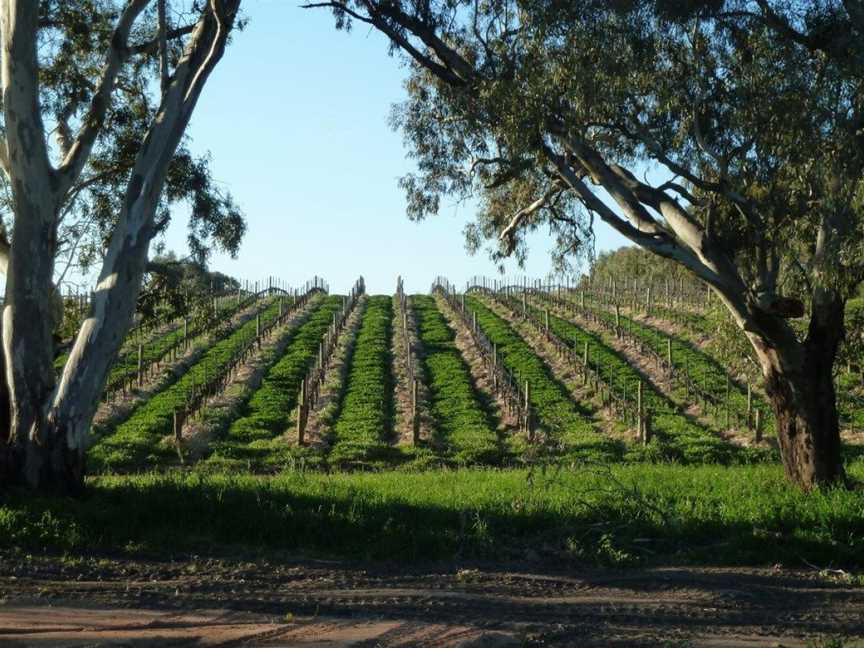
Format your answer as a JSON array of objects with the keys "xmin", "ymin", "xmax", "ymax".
[{"xmin": 1, "ymin": 553, "xmax": 862, "ymax": 646}]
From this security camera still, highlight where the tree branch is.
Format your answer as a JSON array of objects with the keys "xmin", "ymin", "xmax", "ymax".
[
  {"xmin": 56, "ymin": 0, "xmax": 152, "ymax": 192},
  {"xmin": 157, "ymin": 0, "xmax": 170, "ymax": 92},
  {"xmin": 499, "ymin": 187, "xmax": 561, "ymax": 254}
]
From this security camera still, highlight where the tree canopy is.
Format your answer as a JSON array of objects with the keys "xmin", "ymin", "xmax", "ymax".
[{"xmin": 314, "ymin": 0, "xmax": 864, "ymax": 487}]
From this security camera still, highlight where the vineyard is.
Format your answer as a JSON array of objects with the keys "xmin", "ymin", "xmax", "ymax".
[
  {"xmin": 5, "ymin": 271, "xmax": 864, "ymax": 644},
  {"xmin": 54, "ymin": 274, "xmax": 863, "ymax": 477}
]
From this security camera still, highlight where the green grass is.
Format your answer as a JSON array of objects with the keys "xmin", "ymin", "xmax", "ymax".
[
  {"xmin": 531, "ymin": 301, "xmax": 758, "ymax": 464},
  {"xmin": 328, "ymin": 296, "xmax": 396, "ymax": 466},
  {"xmin": 413, "ymin": 295, "xmax": 501, "ymax": 465},
  {"xmin": 211, "ymin": 295, "xmax": 345, "ymax": 465},
  {"xmin": 465, "ymin": 296, "xmax": 622, "ymax": 462},
  {"xmin": 3, "ymin": 463, "xmax": 864, "ymax": 567},
  {"xmin": 88, "ymin": 297, "xmax": 285, "ymax": 472}
]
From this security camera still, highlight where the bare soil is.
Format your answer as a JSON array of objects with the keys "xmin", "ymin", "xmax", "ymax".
[
  {"xmin": 392, "ymin": 296, "xmax": 434, "ymax": 445},
  {"xmin": 1, "ymin": 552, "xmax": 862, "ymax": 646}
]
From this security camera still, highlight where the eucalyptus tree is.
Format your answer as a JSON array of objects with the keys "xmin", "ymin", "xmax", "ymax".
[
  {"xmin": 312, "ymin": 0, "xmax": 864, "ymax": 488},
  {"xmin": 0, "ymin": 0, "xmax": 244, "ymax": 493}
]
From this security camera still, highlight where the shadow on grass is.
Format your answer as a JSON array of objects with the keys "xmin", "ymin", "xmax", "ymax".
[{"xmin": 2, "ymin": 466, "xmax": 864, "ymax": 570}]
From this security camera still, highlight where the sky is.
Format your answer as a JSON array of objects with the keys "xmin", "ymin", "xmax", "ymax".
[{"xmin": 159, "ymin": 0, "xmax": 631, "ymax": 295}]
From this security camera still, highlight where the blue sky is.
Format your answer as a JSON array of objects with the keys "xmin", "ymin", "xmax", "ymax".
[{"xmin": 161, "ymin": 0, "xmax": 630, "ymax": 294}]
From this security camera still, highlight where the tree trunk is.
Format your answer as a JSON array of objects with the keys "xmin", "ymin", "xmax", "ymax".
[
  {"xmin": 0, "ymin": 0, "xmax": 241, "ymax": 495},
  {"xmin": 765, "ymin": 360, "xmax": 844, "ymax": 489},
  {"xmin": 756, "ymin": 293, "xmax": 846, "ymax": 489}
]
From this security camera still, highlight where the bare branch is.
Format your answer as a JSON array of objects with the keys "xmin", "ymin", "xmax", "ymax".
[
  {"xmin": 499, "ymin": 187, "xmax": 561, "ymax": 253},
  {"xmin": 128, "ymin": 22, "xmax": 196, "ymax": 56}
]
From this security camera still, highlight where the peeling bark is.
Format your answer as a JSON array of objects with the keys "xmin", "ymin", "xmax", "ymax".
[{"xmin": 0, "ymin": 0, "xmax": 242, "ymax": 494}]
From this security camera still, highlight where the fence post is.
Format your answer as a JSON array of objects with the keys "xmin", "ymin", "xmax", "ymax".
[
  {"xmin": 137, "ymin": 343, "xmax": 144, "ymax": 387},
  {"xmin": 746, "ymin": 384, "xmax": 753, "ymax": 428},
  {"xmin": 412, "ymin": 378, "xmax": 419, "ymax": 445},
  {"xmin": 297, "ymin": 379, "xmax": 306, "ymax": 444},
  {"xmin": 754, "ymin": 408, "xmax": 762, "ymax": 443}
]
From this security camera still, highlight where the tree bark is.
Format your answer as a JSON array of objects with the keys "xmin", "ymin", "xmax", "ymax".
[
  {"xmin": 0, "ymin": 0, "xmax": 241, "ymax": 495},
  {"xmin": 753, "ymin": 294, "xmax": 846, "ymax": 489}
]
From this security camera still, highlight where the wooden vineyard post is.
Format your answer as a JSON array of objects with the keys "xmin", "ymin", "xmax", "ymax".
[
  {"xmin": 725, "ymin": 375, "xmax": 731, "ymax": 429},
  {"xmin": 580, "ymin": 290, "xmax": 585, "ymax": 310},
  {"xmin": 461, "ymin": 293, "xmax": 465, "ymax": 312},
  {"xmin": 411, "ymin": 378, "xmax": 419, "ymax": 445},
  {"xmin": 524, "ymin": 380, "xmax": 532, "ymax": 441},
  {"xmin": 183, "ymin": 317, "xmax": 189, "ymax": 350},
  {"xmin": 544, "ymin": 308, "xmax": 549, "ymax": 335},
  {"xmin": 492, "ymin": 343, "xmax": 498, "ymax": 391},
  {"xmin": 746, "ymin": 384, "xmax": 753, "ymax": 428},
  {"xmin": 173, "ymin": 409, "xmax": 185, "ymax": 464},
  {"xmin": 297, "ymin": 379, "xmax": 306, "ymax": 444},
  {"xmin": 582, "ymin": 341, "xmax": 589, "ymax": 384},
  {"xmin": 637, "ymin": 380, "xmax": 644, "ymax": 443},
  {"xmin": 615, "ymin": 304, "xmax": 620, "ymax": 338},
  {"xmin": 684, "ymin": 356, "xmax": 691, "ymax": 396},
  {"xmin": 754, "ymin": 409, "xmax": 762, "ymax": 443},
  {"xmin": 666, "ymin": 339, "xmax": 672, "ymax": 373},
  {"xmin": 522, "ymin": 290, "xmax": 527, "ymax": 317},
  {"xmin": 137, "ymin": 343, "xmax": 144, "ymax": 387},
  {"xmin": 472, "ymin": 310, "xmax": 477, "ymax": 334}
]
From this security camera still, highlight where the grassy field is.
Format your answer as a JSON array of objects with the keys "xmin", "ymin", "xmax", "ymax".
[{"xmin": 2, "ymin": 462, "xmax": 864, "ymax": 568}]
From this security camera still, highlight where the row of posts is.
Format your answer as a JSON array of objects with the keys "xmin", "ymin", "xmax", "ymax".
[
  {"xmin": 396, "ymin": 276, "xmax": 421, "ymax": 444},
  {"xmin": 171, "ymin": 285, "xmax": 320, "ymax": 451},
  {"xmin": 539, "ymin": 286, "xmax": 765, "ymax": 441},
  {"xmin": 296, "ymin": 277, "xmax": 365, "ymax": 444}
]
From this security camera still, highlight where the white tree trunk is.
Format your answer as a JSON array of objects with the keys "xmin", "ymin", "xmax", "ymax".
[{"xmin": 0, "ymin": 0, "xmax": 242, "ymax": 493}]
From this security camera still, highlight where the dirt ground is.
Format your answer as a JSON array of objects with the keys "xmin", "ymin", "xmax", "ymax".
[{"xmin": 1, "ymin": 553, "xmax": 862, "ymax": 646}]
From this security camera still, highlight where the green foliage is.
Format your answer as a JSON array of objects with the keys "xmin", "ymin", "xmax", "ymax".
[
  {"xmin": 88, "ymin": 297, "xmax": 285, "ymax": 472},
  {"xmin": 329, "ymin": 296, "xmax": 397, "ymax": 466},
  {"xmin": 3, "ymin": 463, "xmax": 864, "ymax": 567},
  {"xmin": 413, "ymin": 295, "xmax": 501, "ymax": 465},
  {"xmin": 465, "ymin": 296, "xmax": 622, "ymax": 462},
  {"xmin": 588, "ymin": 247, "xmax": 691, "ymax": 286},
  {"xmin": 218, "ymin": 295, "xmax": 345, "ymax": 453}
]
